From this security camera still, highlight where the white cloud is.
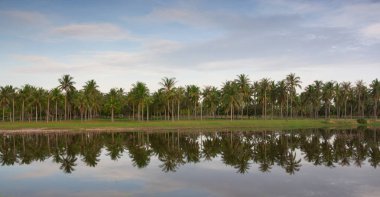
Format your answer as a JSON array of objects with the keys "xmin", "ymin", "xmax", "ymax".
[
  {"xmin": 361, "ymin": 23, "xmax": 380, "ymax": 40},
  {"xmin": 50, "ymin": 23, "xmax": 133, "ymax": 41}
]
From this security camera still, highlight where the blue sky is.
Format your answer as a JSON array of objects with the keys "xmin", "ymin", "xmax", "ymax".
[{"xmin": 0, "ymin": 0, "xmax": 379, "ymax": 92}]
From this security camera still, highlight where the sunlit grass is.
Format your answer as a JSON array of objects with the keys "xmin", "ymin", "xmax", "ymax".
[{"xmin": 0, "ymin": 119, "xmax": 379, "ymax": 131}]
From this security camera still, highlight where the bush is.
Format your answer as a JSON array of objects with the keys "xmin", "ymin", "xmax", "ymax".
[{"xmin": 357, "ymin": 119, "xmax": 367, "ymax": 124}]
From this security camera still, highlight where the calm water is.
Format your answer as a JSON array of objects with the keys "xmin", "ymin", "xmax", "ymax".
[{"xmin": 1, "ymin": 128, "xmax": 380, "ymax": 197}]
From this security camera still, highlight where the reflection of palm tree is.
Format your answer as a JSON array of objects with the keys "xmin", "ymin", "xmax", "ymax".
[
  {"xmin": 368, "ymin": 145, "xmax": 380, "ymax": 168},
  {"xmin": 105, "ymin": 134, "xmax": 124, "ymax": 161},
  {"xmin": 159, "ymin": 148, "xmax": 184, "ymax": 173},
  {"xmin": 59, "ymin": 154, "xmax": 77, "ymax": 174},
  {"xmin": 128, "ymin": 145, "xmax": 152, "ymax": 168},
  {"xmin": 285, "ymin": 152, "xmax": 301, "ymax": 175}
]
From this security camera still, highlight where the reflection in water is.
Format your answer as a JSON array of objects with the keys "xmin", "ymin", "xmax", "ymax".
[{"xmin": 1, "ymin": 128, "xmax": 379, "ymax": 174}]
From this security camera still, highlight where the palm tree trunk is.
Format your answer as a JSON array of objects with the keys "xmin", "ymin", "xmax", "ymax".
[
  {"xmin": 286, "ymin": 94, "xmax": 289, "ymax": 119},
  {"xmin": 187, "ymin": 108, "xmax": 190, "ymax": 120},
  {"xmin": 111, "ymin": 107, "xmax": 114, "ymax": 122},
  {"xmin": 35, "ymin": 105, "xmax": 38, "ymax": 122},
  {"xmin": 290, "ymin": 96, "xmax": 293, "ymax": 119},
  {"xmin": 171, "ymin": 100, "xmax": 174, "ymax": 121},
  {"xmin": 12, "ymin": 98, "xmax": 15, "ymax": 122},
  {"xmin": 142, "ymin": 103, "xmax": 144, "ymax": 121},
  {"xmin": 177, "ymin": 101, "xmax": 180, "ymax": 121},
  {"xmin": 200, "ymin": 102, "xmax": 203, "ymax": 121},
  {"xmin": 264, "ymin": 92, "xmax": 267, "ymax": 120},
  {"xmin": 230, "ymin": 104, "xmax": 233, "ymax": 121},
  {"xmin": 22, "ymin": 100, "xmax": 25, "ymax": 122},
  {"xmin": 132, "ymin": 104, "xmax": 135, "ymax": 120},
  {"xmin": 167, "ymin": 101, "xmax": 170, "ymax": 120},
  {"xmin": 64, "ymin": 95, "xmax": 67, "ymax": 120},
  {"xmin": 55, "ymin": 101, "xmax": 58, "ymax": 121},
  {"xmin": 375, "ymin": 100, "xmax": 378, "ymax": 120},
  {"xmin": 2, "ymin": 106, "xmax": 4, "ymax": 121},
  {"xmin": 344, "ymin": 100, "xmax": 347, "ymax": 119},
  {"xmin": 47, "ymin": 98, "xmax": 50, "ymax": 122},
  {"xmin": 194, "ymin": 102, "xmax": 197, "ymax": 119},
  {"xmin": 147, "ymin": 105, "xmax": 149, "ymax": 121}
]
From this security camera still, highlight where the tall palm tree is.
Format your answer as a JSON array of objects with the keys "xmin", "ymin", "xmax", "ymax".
[
  {"xmin": 50, "ymin": 88, "xmax": 62, "ymax": 121},
  {"xmin": 0, "ymin": 86, "xmax": 11, "ymax": 121},
  {"xmin": 355, "ymin": 80, "xmax": 367, "ymax": 118},
  {"xmin": 18, "ymin": 84, "xmax": 33, "ymax": 121},
  {"xmin": 313, "ymin": 80, "xmax": 323, "ymax": 119},
  {"xmin": 159, "ymin": 77, "xmax": 176, "ymax": 121},
  {"xmin": 322, "ymin": 81, "xmax": 335, "ymax": 119},
  {"xmin": 276, "ymin": 80, "xmax": 287, "ymax": 118},
  {"xmin": 0, "ymin": 86, "xmax": 17, "ymax": 122},
  {"xmin": 174, "ymin": 87, "xmax": 185, "ymax": 120},
  {"xmin": 186, "ymin": 85, "xmax": 201, "ymax": 119},
  {"xmin": 74, "ymin": 91, "xmax": 87, "ymax": 122},
  {"xmin": 370, "ymin": 79, "xmax": 380, "ymax": 120},
  {"xmin": 58, "ymin": 74, "xmax": 75, "ymax": 120},
  {"xmin": 83, "ymin": 79, "xmax": 99, "ymax": 120},
  {"xmin": 221, "ymin": 81, "xmax": 241, "ymax": 120},
  {"xmin": 202, "ymin": 86, "xmax": 220, "ymax": 119},
  {"xmin": 340, "ymin": 82, "xmax": 351, "ymax": 119},
  {"xmin": 286, "ymin": 73, "xmax": 302, "ymax": 118},
  {"xmin": 259, "ymin": 78, "xmax": 271, "ymax": 120},
  {"xmin": 130, "ymin": 82, "xmax": 149, "ymax": 121},
  {"xmin": 235, "ymin": 74, "xmax": 251, "ymax": 117}
]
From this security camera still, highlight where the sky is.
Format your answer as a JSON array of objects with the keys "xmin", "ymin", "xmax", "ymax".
[{"xmin": 0, "ymin": 0, "xmax": 379, "ymax": 92}]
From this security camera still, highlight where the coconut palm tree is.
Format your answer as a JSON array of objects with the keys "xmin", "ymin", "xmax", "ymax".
[
  {"xmin": 50, "ymin": 88, "xmax": 62, "ymax": 121},
  {"xmin": 173, "ymin": 87, "xmax": 185, "ymax": 120},
  {"xmin": 58, "ymin": 74, "xmax": 75, "ymax": 120},
  {"xmin": 355, "ymin": 80, "xmax": 367, "ymax": 118},
  {"xmin": 221, "ymin": 81, "xmax": 241, "ymax": 120},
  {"xmin": 235, "ymin": 74, "xmax": 251, "ymax": 117},
  {"xmin": 159, "ymin": 77, "xmax": 176, "ymax": 121},
  {"xmin": 18, "ymin": 84, "xmax": 33, "ymax": 121},
  {"xmin": 0, "ymin": 86, "xmax": 17, "ymax": 121},
  {"xmin": 259, "ymin": 78, "xmax": 271, "ymax": 120},
  {"xmin": 340, "ymin": 82, "xmax": 351, "ymax": 119},
  {"xmin": 0, "ymin": 86, "xmax": 11, "ymax": 121},
  {"xmin": 322, "ymin": 81, "xmax": 335, "ymax": 119},
  {"xmin": 186, "ymin": 85, "xmax": 201, "ymax": 119},
  {"xmin": 202, "ymin": 86, "xmax": 220, "ymax": 119},
  {"xmin": 83, "ymin": 79, "xmax": 99, "ymax": 120},
  {"xmin": 370, "ymin": 79, "xmax": 380, "ymax": 120},
  {"xmin": 286, "ymin": 73, "xmax": 302, "ymax": 118},
  {"xmin": 74, "ymin": 91, "xmax": 87, "ymax": 122},
  {"xmin": 130, "ymin": 82, "xmax": 149, "ymax": 121},
  {"xmin": 276, "ymin": 80, "xmax": 287, "ymax": 118}
]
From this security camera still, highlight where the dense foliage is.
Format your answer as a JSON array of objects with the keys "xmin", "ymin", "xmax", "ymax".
[{"xmin": 0, "ymin": 73, "xmax": 379, "ymax": 122}]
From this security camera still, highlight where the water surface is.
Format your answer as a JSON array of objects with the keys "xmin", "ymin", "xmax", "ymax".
[{"xmin": 1, "ymin": 128, "xmax": 380, "ymax": 197}]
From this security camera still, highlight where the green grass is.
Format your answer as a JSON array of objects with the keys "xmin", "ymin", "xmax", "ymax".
[{"xmin": 0, "ymin": 119, "xmax": 379, "ymax": 132}]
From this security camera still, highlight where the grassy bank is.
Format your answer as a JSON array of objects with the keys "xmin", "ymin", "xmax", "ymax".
[{"xmin": 0, "ymin": 119, "xmax": 379, "ymax": 132}]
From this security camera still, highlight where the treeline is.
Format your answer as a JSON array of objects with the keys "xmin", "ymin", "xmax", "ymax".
[
  {"xmin": 1, "ymin": 129, "xmax": 379, "ymax": 174},
  {"xmin": 0, "ymin": 73, "xmax": 379, "ymax": 122}
]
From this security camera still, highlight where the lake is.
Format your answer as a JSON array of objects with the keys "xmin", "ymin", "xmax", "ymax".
[{"xmin": 1, "ymin": 128, "xmax": 380, "ymax": 197}]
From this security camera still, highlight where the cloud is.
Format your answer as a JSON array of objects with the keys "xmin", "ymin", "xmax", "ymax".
[
  {"xmin": 145, "ymin": 7, "xmax": 214, "ymax": 27},
  {"xmin": 361, "ymin": 23, "xmax": 380, "ymax": 40},
  {"xmin": 13, "ymin": 55, "xmax": 82, "ymax": 73},
  {"xmin": 50, "ymin": 23, "xmax": 133, "ymax": 41},
  {"xmin": 0, "ymin": 10, "xmax": 49, "ymax": 25}
]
